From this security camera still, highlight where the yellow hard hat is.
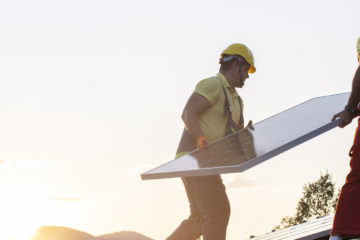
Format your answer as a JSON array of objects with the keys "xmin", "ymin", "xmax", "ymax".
[
  {"xmin": 357, "ymin": 37, "xmax": 360, "ymax": 54},
  {"xmin": 221, "ymin": 43, "xmax": 256, "ymax": 73}
]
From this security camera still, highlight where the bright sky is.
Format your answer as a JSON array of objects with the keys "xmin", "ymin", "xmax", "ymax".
[{"xmin": 0, "ymin": 0, "xmax": 359, "ymax": 240}]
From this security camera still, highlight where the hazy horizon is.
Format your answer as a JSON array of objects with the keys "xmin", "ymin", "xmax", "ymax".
[{"xmin": 29, "ymin": 226, "xmax": 154, "ymax": 240}]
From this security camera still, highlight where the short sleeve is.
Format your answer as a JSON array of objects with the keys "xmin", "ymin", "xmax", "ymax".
[{"xmin": 194, "ymin": 77, "xmax": 221, "ymax": 105}]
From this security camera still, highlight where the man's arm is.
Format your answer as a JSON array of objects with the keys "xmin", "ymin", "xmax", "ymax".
[
  {"xmin": 332, "ymin": 65, "xmax": 360, "ymax": 128},
  {"xmin": 182, "ymin": 92, "xmax": 211, "ymax": 146},
  {"xmin": 347, "ymin": 65, "xmax": 360, "ymax": 109}
]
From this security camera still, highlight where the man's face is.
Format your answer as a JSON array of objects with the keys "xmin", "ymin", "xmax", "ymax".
[{"xmin": 236, "ymin": 62, "xmax": 250, "ymax": 88}]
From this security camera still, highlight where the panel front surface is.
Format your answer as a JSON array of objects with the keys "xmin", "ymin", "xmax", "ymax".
[{"xmin": 142, "ymin": 93, "xmax": 349, "ymax": 180}]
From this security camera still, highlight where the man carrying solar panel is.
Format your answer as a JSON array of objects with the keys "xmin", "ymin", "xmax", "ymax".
[
  {"xmin": 166, "ymin": 43, "xmax": 256, "ymax": 240},
  {"xmin": 330, "ymin": 38, "xmax": 360, "ymax": 240}
]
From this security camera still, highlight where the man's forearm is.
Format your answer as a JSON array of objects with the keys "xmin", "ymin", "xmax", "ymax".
[
  {"xmin": 181, "ymin": 92, "xmax": 211, "ymax": 140},
  {"xmin": 347, "ymin": 65, "xmax": 360, "ymax": 108},
  {"xmin": 182, "ymin": 110, "xmax": 205, "ymax": 139}
]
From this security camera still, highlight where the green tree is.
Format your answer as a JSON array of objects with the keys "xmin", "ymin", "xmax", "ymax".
[{"xmin": 274, "ymin": 171, "xmax": 339, "ymax": 230}]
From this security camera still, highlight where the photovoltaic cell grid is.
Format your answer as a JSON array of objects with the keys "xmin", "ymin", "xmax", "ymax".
[
  {"xmin": 247, "ymin": 215, "xmax": 332, "ymax": 240},
  {"xmin": 141, "ymin": 93, "xmax": 349, "ymax": 180}
]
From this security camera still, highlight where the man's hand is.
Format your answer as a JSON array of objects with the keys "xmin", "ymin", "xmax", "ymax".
[
  {"xmin": 196, "ymin": 136, "xmax": 208, "ymax": 149},
  {"xmin": 238, "ymin": 120, "xmax": 254, "ymax": 130},
  {"xmin": 246, "ymin": 120, "xmax": 254, "ymax": 130},
  {"xmin": 332, "ymin": 110, "xmax": 354, "ymax": 128}
]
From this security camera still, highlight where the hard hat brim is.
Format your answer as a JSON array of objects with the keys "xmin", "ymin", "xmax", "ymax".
[{"xmin": 248, "ymin": 66, "xmax": 256, "ymax": 74}]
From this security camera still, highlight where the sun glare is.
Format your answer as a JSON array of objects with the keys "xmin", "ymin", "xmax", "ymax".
[
  {"xmin": 0, "ymin": 186, "xmax": 63, "ymax": 240},
  {"xmin": 0, "ymin": 203, "xmax": 40, "ymax": 240}
]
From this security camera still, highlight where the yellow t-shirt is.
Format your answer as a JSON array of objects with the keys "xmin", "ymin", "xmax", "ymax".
[{"xmin": 194, "ymin": 73, "xmax": 243, "ymax": 143}]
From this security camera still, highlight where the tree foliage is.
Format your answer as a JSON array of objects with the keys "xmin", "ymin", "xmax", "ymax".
[{"xmin": 274, "ymin": 171, "xmax": 339, "ymax": 230}]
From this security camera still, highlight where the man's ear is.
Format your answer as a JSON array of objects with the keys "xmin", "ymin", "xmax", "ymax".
[{"xmin": 231, "ymin": 60, "xmax": 238, "ymax": 71}]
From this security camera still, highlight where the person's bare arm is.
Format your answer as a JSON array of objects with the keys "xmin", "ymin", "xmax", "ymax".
[
  {"xmin": 332, "ymin": 65, "xmax": 360, "ymax": 128},
  {"xmin": 181, "ymin": 92, "xmax": 211, "ymax": 144},
  {"xmin": 347, "ymin": 65, "xmax": 360, "ymax": 109}
]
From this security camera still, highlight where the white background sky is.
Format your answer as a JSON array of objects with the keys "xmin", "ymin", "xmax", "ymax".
[{"xmin": 0, "ymin": 0, "xmax": 359, "ymax": 240}]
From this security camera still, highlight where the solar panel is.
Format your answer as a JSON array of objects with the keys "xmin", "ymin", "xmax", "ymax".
[
  {"xmin": 248, "ymin": 215, "xmax": 332, "ymax": 240},
  {"xmin": 141, "ymin": 93, "xmax": 349, "ymax": 180}
]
